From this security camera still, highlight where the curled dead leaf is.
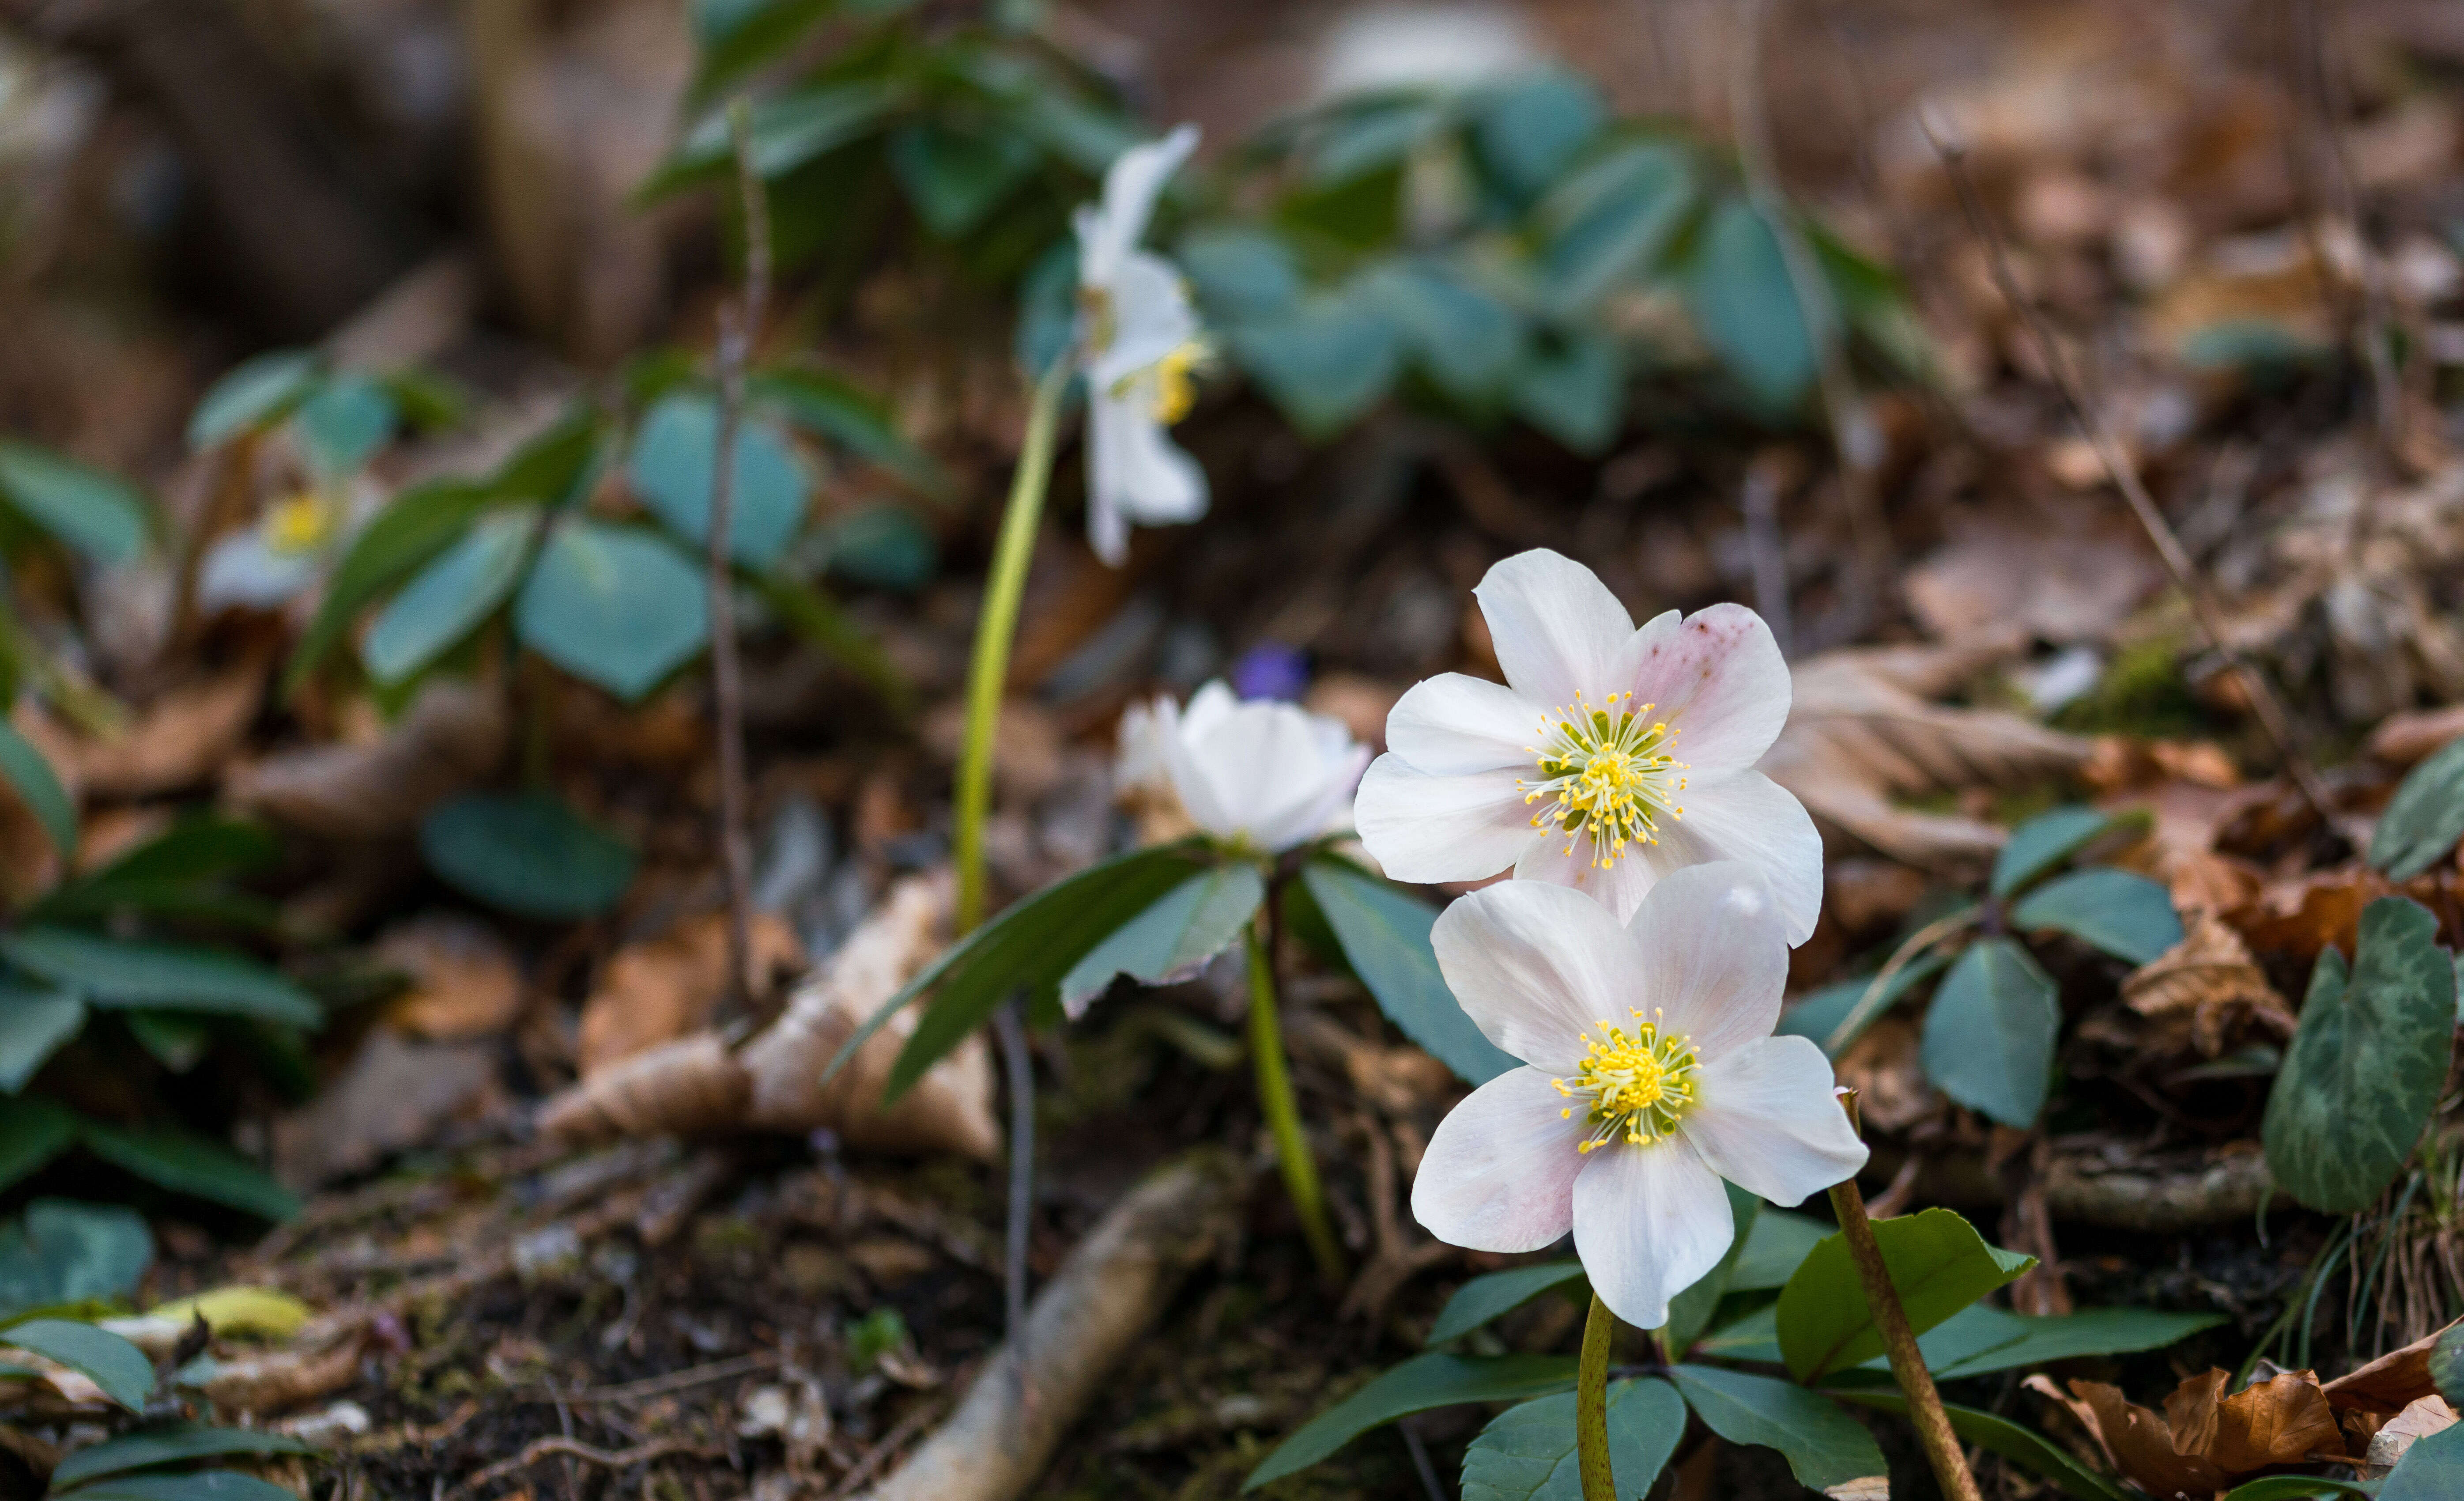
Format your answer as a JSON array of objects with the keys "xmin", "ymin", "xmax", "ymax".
[
  {"xmin": 2032, "ymin": 1368, "xmax": 2346, "ymax": 1500},
  {"xmin": 2363, "ymin": 1395, "xmax": 2458, "ymax": 1476},
  {"xmin": 228, "ymin": 679, "xmax": 506, "ymax": 839},
  {"xmin": 2321, "ymin": 1317, "xmax": 2463, "ymax": 1416},
  {"xmin": 2120, "ymin": 909, "xmax": 2294, "ymax": 1057},
  {"xmin": 67, "ymin": 660, "xmax": 266, "ymax": 798},
  {"xmin": 578, "ymin": 910, "xmax": 804, "ymax": 1074},
  {"xmin": 377, "ymin": 912, "xmax": 524, "ymax": 1040},
  {"xmin": 2225, "ymin": 866, "xmax": 2392, "ymax": 966}
]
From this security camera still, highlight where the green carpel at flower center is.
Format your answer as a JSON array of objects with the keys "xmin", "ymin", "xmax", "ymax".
[
  {"xmin": 1555, "ymin": 1009, "xmax": 1699, "ymax": 1151},
  {"xmin": 1519, "ymin": 692, "xmax": 1688, "ymax": 869}
]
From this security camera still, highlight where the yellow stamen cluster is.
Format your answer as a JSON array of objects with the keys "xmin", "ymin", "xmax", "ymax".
[
  {"xmin": 263, "ymin": 492, "xmax": 337, "ymax": 556},
  {"xmin": 1149, "ymin": 341, "xmax": 1204, "ymax": 424},
  {"xmin": 1555, "ymin": 1009, "xmax": 1699, "ymax": 1152},
  {"xmin": 1518, "ymin": 692, "xmax": 1687, "ymax": 869}
]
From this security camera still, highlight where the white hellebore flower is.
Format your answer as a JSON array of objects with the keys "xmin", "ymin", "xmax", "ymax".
[
  {"xmin": 1411, "ymin": 864, "xmax": 1868, "ymax": 1329},
  {"xmin": 1077, "ymin": 124, "xmax": 1210, "ymax": 567},
  {"xmin": 1355, "ymin": 548, "xmax": 1823, "ymax": 942},
  {"xmin": 1116, "ymin": 681, "xmax": 1369, "ymax": 854}
]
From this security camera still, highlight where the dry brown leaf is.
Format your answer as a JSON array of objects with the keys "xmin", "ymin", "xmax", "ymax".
[
  {"xmin": 228, "ymin": 679, "xmax": 506, "ymax": 838},
  {"xmin": 2226, "ymin": 866, "xmax": 2393, "ymax": 966},
  {"xmin": 2369, "ymin": 703, "xmax": 2464, "ymax": 767},
  {"xmin": 270, "ymin": 1030, "xmax": 503, "ymax": 1189},
  {"xmin": 377, "ymin": 912, "xmax": 524, "ymax": 1041},
  {"xmin": 2120, "ymin": 910, "xmax": 2293, "ymax": 1057},
  {"xmin": 1904, "ymin": 505, "xmax": 2162, "ymax": 646},
  {"xmin": 1834, "ymin": 1016, "xmax": 1933, "ymax": 1132},
  {"xmin": 538, "ymin": 873, "xmax": 998, "ymax": 1160},
  {"xmin": 2364, "ymin": 1395, "xmax": 2458, "ymax": 1475},
  {"xmin": 2322, "ymin": 1318, "xmax": 2462, "ymax": 1415},
  {"xmin": 578, "ymin": 910, "xmax": 804, "ymax": 1073},
  {"xmin": 2037, "ymin": 1368, "xmax": 2346, "ymax": 1500},
  {"xmin": 68, "ymin": 660, "xmax": 264, "ymax": 797},
  {"xmin": 1759, "ymin": 644, "xmax": 2093, "ymax": 871}
]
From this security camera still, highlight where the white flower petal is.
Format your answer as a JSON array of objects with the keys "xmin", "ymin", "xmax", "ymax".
[
  {"xmin": 1410, "ymin": 1066, "xmax": 1588, "ymax": 1252},
  {"xmin": 1087, "ymin": 253, "xmax": 1200, "ymax": 385},
  {"xmin": 1078, "ymin": 125, "xmax": 1199, "ymax": 288},
  {"xmin": 1176, "ymin": 699, "xmax": 1364, "ymax": 851},
  {"xmin": 1635, "ymin": 769, "xmax": 1823, "ymax": 945},
  {"xmin": 1623, "ymin": 602, "xmax": 1791, "ymax": 775},
  {"xmin": 1624, "ymin": 860, "xmax": 1790, "ymax": 1063},
  {"xmin": 1473, "ymin": 549, "xmax": 1636, "ymax": 710},
  {"xmin": 1384, "ymin": 673, "xmax": 1539, "ymax": 776},
  {"xmin": 1087, "ymin": 389, "xmax": 1207, "ymax": 565},
  {"xmin": 1570, "ymin": 1137, "xmax": 1733, "ymax": 1331},
  {"xmin": 1681, "ymin": 1036, "xmax": 1868, "ymax": 1207},
  {"xmin": 1354, "ymin": 757, "xmax": 1533, "ymax": 883},
  {"xmin": 1510, "ymin": 826, "xmax": 1660, "ymax": 923},
  {"xmin": 1430, "ymin": 880, "xmax": 1640, "ymax": 1072},
  {"xmin": 1115, "ymin": 696, "xmax": 1175, "ymax": 795}
]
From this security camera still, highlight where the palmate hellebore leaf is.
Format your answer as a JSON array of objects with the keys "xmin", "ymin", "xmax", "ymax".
[
  {"xmin": 1919, "ymin": 936, "xmax": 2060, "ymax": 1128},
  {"xmin": 626, "ymin": 393, "xmax": 811, "ymax": 567},
  {"xmin": 1057, "ymin": 863, "xmax": 1265, "ymax": 1017},
  {"xmin": 514, "ymin": 519, "xmax": 709, "ymax": 700},
  {"xmin": 361, "ymin": 507, "xmax": 540, "ymax": 685},
  {"xmin": 1459, "ymin": 1377, "xmax": 1685, "ymax": 1501},
  {"xmin": 2264, "ymin": 896, "xmax": 2457, "ymax": 1213},
  {"xmin": 284, "ymin": 479, "xmax": 499, "ymax": 695},
  {"xmin": 1777, "ymin": 1206, "xmax": 2035, "ymax": 1381}
]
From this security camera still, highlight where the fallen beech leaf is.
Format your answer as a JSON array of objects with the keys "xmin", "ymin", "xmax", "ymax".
[
  {"xmin": 2165, "ymin": 1367, "xmax": 2348, "ymax": 1473},
  {"xmin": 578, "ymin": 910, "xmax": 804, "ymax": 1072},
  {"xmin": 228, "ymin": 679, "xmax": 506, "ymax": 839},
  {"xmin": 2226, "ymin": 867, "xmax": 2393, "ymax": 965},
  {"xmin": 2121, "ymin": 909, "xmax": 2294, "ymax": 1057},
  {"xmin": 377, "ymin": 912, "xmax": 524, "ymax": 1040},
  {"xmin": 2052, "ymin": 1375, "xmax": 2232, "ymax": 1499},
  {"xmin": 2364, "ymin": 1394, "xmax": 2458, "ymax": 1475},
  {"xmin": 2324, "ymin": 1318, "xmax": 2463, "ymax": 1415},
  {"xmin": 1760, "ymin": 645, "xmax": 2093, "ymax": 871},
  {"xmin": 69, "ymin": 661, "xmax": 265, "ymax": 797},
  {"xmin": 1905, "ymin": 505, "xmax": 2162, "ymax": 646}
]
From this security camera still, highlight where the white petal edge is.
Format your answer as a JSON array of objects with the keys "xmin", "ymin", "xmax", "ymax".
[
  {"xmin": 1570, "ymin": 1137, "xmax": 1734, "ymax": 1331},
  {"xmin": 1086, "ymin": 389, "xmax": 1207, "ymax": 566},
  {"xmin": 1622, "ymin": 602, "xmax": 1791, "ymax": 775},
  {"xmin": 1624, "ymin": 860, "xmax": 1791, "ymax": 1064},
  {"xmin": 1681, "ymin": 1036, "xmax": 1869, "ymax": 1208},
  {"xmin": 1354, "ymin": 757, "xmax": 1533, "ymax": 884},
  {"xmin": 1430, "ymin": 879, "xmax": 1641, "ymax": 1073},
  {"xmin": 1078, "ymin": 125, "xmax": 1198, "ymax": 287},
  {"xmin": 1633, "ymin": 769, "xmax": 1823, "ymax": 946},
  {"xmin": 1410, "ymin": 1066, "xmax": 1588, "ymax": 1253},
  {"xmin": 1512, "ymin": 825, "xmax": 1661, "ymax": 924},
  {"xmin": 1087, "ymin": 252, "xmax": 1200, "ymax": 385},
  {"xmin": 1382, "ymin": 673, "xmax": 1540, "ymax": 776},
  {"xmin": 1473, "ymin": 548, "xmax": 1636, "ymax": 711}
]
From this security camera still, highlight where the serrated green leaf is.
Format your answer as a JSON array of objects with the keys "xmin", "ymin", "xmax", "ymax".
[
  {"xmin": 1426, "ymin": 1262, "xmax": 1585, "ymax": 1347},
  {"xmin": 188, "ymin": 351, "xmax": 319, "ymax": 449},
  {"xmin": 0, "ymin": 442, "xmax": 147, "ymax": 564},
  {"xmin": 627, "ymin": 394, "xmax": 811, "ymax": 567},
  {"xmin": 361, "ymin": 507, "xmax": 538, "ymax": 685},
  {"xmin": 0, "ymin": 720, "xmax": 75, "ymax": 860},
  {"xmin": 1241, "ymin": 1353, "xmax": 1579, "ymax": 1491},
  {"xmin": 1833, "ymin": 1389, "xmax": 2132, "ymax": 1500},
  {"xmin": 2010, "ymin": 867, "xmax": 2184, "ymax": 965},
  {"xmin": 1776, "ymin": 1206, "xmax": 2036, "ymax": 1380},
  {"xmin": 419, "ymin": 792, "xmax": 637, "ymax": 920},
  {"xmin": 1663, "ymin": 1365, "xmax": 1887, "ymax": 1492},
  {"xmin": 2264, "ymin": 898, "xmax": 2457, "ymax": 1213},
  {"xmin": 1992, "ymin": 805, "xmax": 2114, "ymax": 896},
  {"xmin": 283, "ymin": 480, "xmax": 500, "ymax": 696},
  {"xmin": 1, "ymin": 1318, "xmax": 153, "ymax": 1408},
  {"xmin": 516, "ymin": 519, "xmax": 709, "ymax": 699},
  {"xmin": 0, "ymin": 930, "xmax": 318, "ymax": 1028},
  {"xmin": 1458, "ymin": 1376, "xmax": 1682, "ymax": 1501},
  {"xmin": 78, "ymin": 1122, "xmax": 298, "ymax": 1220},
  {"xmin": 0, "ymin": 987, "xmax": 84, "ymax": 1093},
  {"xmin": 1921, "ymin": 937, "xmax": 2060, "ymax": 1127},
  {"xmin": 2373, "ymin": 737, "xmax": 2464, "ymax": 881},
  {"xmin": 1058, "ymin": 864, "xmax": 1265, "ymax": 1017},
  {"xmin": 1301, "ymin": 859, "xmax": 1515, "ymax": 1085},
  {"xmin": 52, "ymin": 1424, "xmax": 316, "ymax": 1488}
]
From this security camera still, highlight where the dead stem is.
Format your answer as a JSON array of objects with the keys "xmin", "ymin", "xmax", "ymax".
[{"xmin": 1922, "ymin": 116, "xmax": 2339, "ymax": 827}]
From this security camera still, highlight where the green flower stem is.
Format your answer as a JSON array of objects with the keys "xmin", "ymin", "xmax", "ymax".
[
  {"xmin": 954, "ymin": 358, "xmax": 1073, "ymax": 935},
  {"xmin": 1576, "ymin": 1293, "xmax": 1616, "ymax": 1501},
  {"xmin": 1828, "ymin": 1093, "xmax": 1983, "ymax": 1501},
  {"xmin": 1245, "ymin": 919, "xmax": 1344, "ymax": 1287}
]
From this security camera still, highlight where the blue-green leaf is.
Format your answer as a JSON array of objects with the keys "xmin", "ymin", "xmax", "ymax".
[
  {"xmin": 0, "ymin": 987, "xmax": 84, "ymax": 1093},
  {"xmin": 1682, "ymin": 197, "xmax": 1815, "ymax": 413},
  {"xmin": 2009, "ymin": 867, "xmax": 2184, "ymax": 965},
  {"xmin": 51, "ymin": 1424, "xmax": 315, "ymax": 1488},
  {"xmin": 1, "ymin": 930, "xmax": 317, "ymax": 1027},
  {"xmin": 1058, "ymin": 864, "xmax": 1265, "ymax": 1017},
  {"xmin": 1992, "ymin": 805, "xmax": 2114, "ymax": 896},
  {"xmin": 419, "ymin": 792, "xmax": 637, "ymax": 921},
  {"xmin": 0, "ymin": 1096, "xmax": 77, "ymax": 1192},
  {"xmin": 0, "ymin": 1198, "xmax": 153, "ymax": 1317},
  {"xmin": 78, "ymin": 1123, "xmax": 298, "ymax": 1220},
  {"xmin": 1242, "ymin": 1353, "xmax": 1579, "ymax": 1491},
  {"xmin": 1921, "ymin": 937, "xmax": 2060, "ymax": 1127},
  {"xmin": 1459, "ymin": 1377, "xmax": 1682, "ymax": 1501},
  {"xmin": 291, "ymin": 373, "xmax": 398, "ymax": 479},
  {"xmin": 1777, "ymin": 951, "xmax": 1949, "ymax": 1059},
  {"xmin": 1, "ymin": 1319, "xmax": 153, "ymax": 1407},
  {"xmin": 887, "ymin": 121, "xmax": 1039, "ymax": 238},
  {"xmin": 2372, "ymin": 736, "xmax": 2464, "ymax": 881},
  {"xmin": 188, "ymin": 351, "xmax": 319, "ymax": 449},
  {"xmin": 1426, "ymin": 1262, "xmax": 1585, "ymax": 1347},
  {"xmin": 1301, "ymin": 858, "xmax": 1515, "ymax": 1085},
  {"xmin": 1229, "ymin": 289, "xmax": 1400, "ymax": 440},
  {"xmin": 0, "ymin": 720, "xmax": 75, "ymax": 860},
  {"xmin": 1729, "ymin": 1206, "xmax": 1834, "ymax": 1290},
  {"xmin": 284, "ymin": 479, "xmax": 499, "ymax": 696},
  {"xmin": 1664, "ymin": 1365, "xmax": 1887, "ymax": 1492},
  {"xmin": 1536, "ymin": 142, "xmax": 1693, "ymax": 315},
  {"xmin": 1471, "ymin": 72, "xmax": 1604, "ymax": 199},
  {"xmin": 1511, "ymin": 333, "xmax": 1624, "ymax": 454},
  {"xmin": 627, "ymin": 393, "xmax": 811, "ymax": 567},
  {"xmin": 361, "ymin": 507, "xmax": 537, "ymax": 685},
  {"xmin": 53, "ymin": 1473, "xmax": 303, "ymax": 1501},
  {"xmin": 515, "ymin": 519, "xmax": 709, "ymax": 700},
  {"xmin": 0, "ymin": 442, "xmax": 147, "ymax": 564}
]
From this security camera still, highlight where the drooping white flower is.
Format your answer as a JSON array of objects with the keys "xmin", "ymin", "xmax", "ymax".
[
  {"xmin": 1076, "ymin": 125, "xmax": 1209, "ymax": 567},
  {"xmin": 1411, "ymin": 863, "xmax": 1867, "ymax": 1329},
  {"xmin": 1115, "ymin": 680, "xmax": 1369, "ymax": 854},
  {"xmin": 1354, "ymin": 548, "xmax": 1823, "ymax": 942}
]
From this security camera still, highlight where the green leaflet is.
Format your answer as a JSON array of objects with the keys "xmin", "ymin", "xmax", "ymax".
[
  {"xmin": 1458, "ymin": 1377, "xmax": 1683, "ymax": 1501},
  {"xmin": 1, "ymin": 1319, "xmax": 153, "ymax": 1409},
  {"xmin": 1776, "ymin": 1207, "xmax": 2035, "ymax": 1380},
  {"xmin": 2008, "ymin": 867, "xmax": 2183, "ymax": 965},
  {"xmin": 50, "ymin": 1424, "xmax": 316, "ymax": 1489},
  {"xmin": 1242, "ymin": 1353, "xmax": 1580, "ymax": 1490},
  {"xmin": 1663, "ymin": 1364, "xmax": 1887, "ymax": 1492},
  {"xmin": 1426, "ymin": 1262, "xmax": 1587, "ymax": 1347},
  {"xmin": 1992, "ymin": 805, "xmax": 2115, "ymax": 896},
  {"xmin": 2372, "ymin": 735, "xmax": 2464, "ymax": 881},
  {"xmin": 1301, "ymin": 858, "xmax": 1515, "ymax": 1085},
  {"xmin": 1057, "ymin": 864, "xmax": 1265, "ymax": 1017},
  {"xmin": 419, "ymin": 793, "xmax": 638, "ymax": 921},
  {"xmin": 1920, "ymin": 937, "xmax": 2061, "ymax": 1128}
]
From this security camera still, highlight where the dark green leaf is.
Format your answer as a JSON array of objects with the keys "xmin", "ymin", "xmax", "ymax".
[
  {"xmin": 0, "ymin": 930, "xmax": 318, "ymax": 1028},
  {"xmin": 0, "ymin": 1095, "xmax": 76, "ymax": 1192},
  {"xmin": 0, "ymin": 987, "xmax": 83, "ymax": 1092},
  {"xmin": 1366, "ymin": 261, "xmax": 1524, "ymax": 405},
  {"xmin": 1511, "ymin": 333, "xmax": 1624, "ymax": 454},
  {"xmin": 2218, "ymin": 1480, "xmax": 2378, "ymax": 1501},
  {"xmin": 751, "ymin": 370, "xmax": 947, "ymax": 499},
  {"xmin": 361, "ymin": 507, "xmax": 538, "ymax": 685},
  {"xmin": 881, "ymin": 845, "xmax": 1211, "ymax": 1102},
  {"xmin": 1663, "ymin": 1365, "xmax": 1887, "ymax": 1492},
  {"xmin": 887, "ymin": 120, "xmax": 1039, "ymax": 238},
  {"xmin": 1683, "ymin": 197, "xmax": 1815, "ymax": 413},
  {"xmin": 1730, "ymin": 1206, "xmax": 1834, "ymax": 1291},
  {"xmin": 1181, "ymin": 229, "xmax": 1303, "ymax": 324},
  {"xmin": 78, "ymin": 1122, "xmax": 298, "ymax": 1220},
  {"xmin": 2264, "ymin": 898, "xmax": 2457, "ymax": 1213},
  {"xmin": 1833, "ymin": 1390, "xmax": 2133, "ymax": 1501},
  {"xmin": 0, "ymin": 720, "xmax": 74, "ymax": 859},
  {"xmin": 125, "ymin": 1012, "xmax": 211, "ymax": 1073},
  {"xmin": 1241, "ymin": 1353, "xmax": 1578, "ymax": 1491},
  {"xmin": 1471, "ymin": 72, "xmax": 1604, "ymax": 199},
  {"xmin": 53, "ymin": 1473, "xmax": 303, "ymax": 1501},
  {"xmin": 0, "ymin": 442, "xmax": 147, "ymax": 564},
  {"xmin": 1777, "ymin": 951, "xmax": 1949, "ymax": 1059},
  {"xmin": 86, "ymin": 819, "xmax": 279, "ymax": 887},
  {"xmin": 1666, "ymin": 1183, "xmax": 1758, "ymax": 1357},
  {"xmin": 1776, "ymin": 1206, "xmax": 2036, "ymax": 1380},
  {"xmin": 813, "ymin": 505, "xmax": 936, "ymax": 592},
  {"xmin": 1693, "ymin": 1303, "xmax": 1779, "ymax": 1362},
  {"xmin": 1228, "ymin": 290, "xmax": 1401, "ymax": 440},
  {"xmin": 52, "ymin": 1425, "xmax": 316, "ymax": 1488},
  {"xmin": 1917, "ymin": 1304, "xmax": 2224, "ymax": 1380},
  {"xmin": 2009, "ymin": 867, "xmax": 2184, "ymax": 965},
  {"xmin": 419, "ymin": 792, "xmax": 638, "ymax": 921},
  {"xmin": 187, "ymin": 351, "xmax": 319, "ymax": 449},
  {"xmin": 660, "ymin": 80, "xmax": 899, "ymax": 186},
  {"xmin": 2373, "ymin": 737, "xmax": 2464, "ymax": 881},
  {"xmin": 291, "ymin": 374, "xmax": 397, "ymax": 478},
  {"xmin": 2382, "ymin": 1425, "xmax": 2464, "ymax": 1501},
  {"xmin": 627, "ymin": 394, "xmax": 811, "ymax": 567},
  {"xmin": 1305, "ymin": 100, "xmax": 1448, "ymax": 185},
  {"xmin": 493, "ymin": 408, "xmax": 605, "ymax": 507},
  {"xmin": 1921, "ymin": 937, "xmax": 2060, "ymax": 1127},
  {"xmin": 0, "ymin": 1199, "xmax": 152, "ymax": 1316},
  {"xmin": 283, "ymin": 480, "xmax": 499, "ymax": 696},
  {"xmin": 1992, "ymin": 806, "xmax": 2115, "ymax": 896},
  {"xmin": 1458, "ymin": 1377, "xmax": 1683, "ymax": 1501},
  {"xmin": 1058, "ymin": 865, "xmax": 1265, "ymax": 1017},
  {"xmin": 1301, "ymin": 859, "xmax": 1515, "ymax": 1085},
  {"xmin": 0, "ymin": 1319, "xmax": 153, "ymax": 1408},
  {"xmin": 1426, "ymin": 1262, "xmax": 1585, "ymax": 1347},
  {"xmin": 515, "ymin": 519, "xmax": 709, "ymax": 700}
]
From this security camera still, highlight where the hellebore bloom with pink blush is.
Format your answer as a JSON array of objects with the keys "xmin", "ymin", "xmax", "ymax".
[
  {"xmin": 1410, "ymin": 864, "xmax": 1868, "ymax": 1329},
  {"xmin": 1354, "ymin": 548, "xmax": 1823, "ymax": 942}
]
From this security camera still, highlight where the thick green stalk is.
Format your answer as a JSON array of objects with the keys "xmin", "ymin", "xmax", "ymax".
[
  {"xmin": 1576, "ymin": 1293, "xmax": 1616, "ymax": 1501},
  {"xmin": 954, "ymin": 359, "xmax": 1073, "ymax": 934},
  {"xmin": 1246, "ymin": 921, "xmax": 1344, "ymax": 1286}
]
